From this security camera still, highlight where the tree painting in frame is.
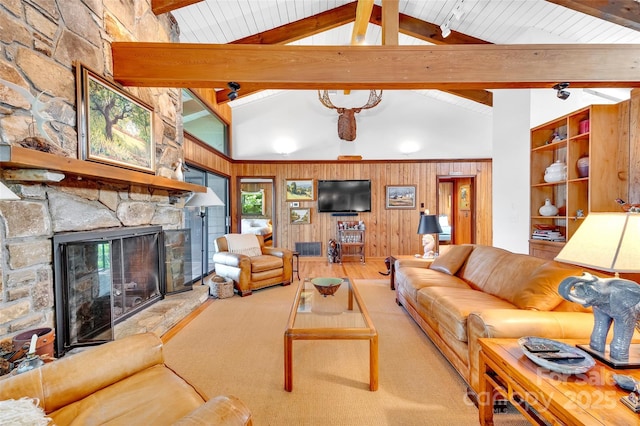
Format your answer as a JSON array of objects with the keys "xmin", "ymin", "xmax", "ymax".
[
  {"xmin": 286, "ymin": 179, "xmax": 314, "ymax": 201},
  {"xmin": 78, "ymin": 64, "xmax": 155, "ymax": 173},
  {"xmin": 386, "ymin": 185, "xmax": 416, "ymax": 209},
  {"xmin": 290, "ymin": 208, "xmax": 311, "ymax": 224}
]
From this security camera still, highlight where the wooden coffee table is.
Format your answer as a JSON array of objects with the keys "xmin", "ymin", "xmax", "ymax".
[
  {"xmin": 284, "ymin": 277, "xmax": 378, "ymax": 391},
  {"xmin": 479, "ymin": 338, "xmax": 640, "ymax": 425}
]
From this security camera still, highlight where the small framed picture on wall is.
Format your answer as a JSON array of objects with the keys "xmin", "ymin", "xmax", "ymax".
[
  {"xmin": 290, "ymin": 208, "xmax": 311, "ymax": 224},
  {"xmin": 385, "ymin": 185, "xmax": 417, "ymax": 209}
]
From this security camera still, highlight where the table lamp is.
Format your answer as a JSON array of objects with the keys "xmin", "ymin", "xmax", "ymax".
[
  {"xmin": 185, "ymin": 188, "xmax": 225, "ymax": 284},
  {"xmin": 555, "ymin": 212, "xmax": 640, "ymax": 368},
  {"xmin": 417, "ymin": 214, "xmax": 442, "ymax": 259}
]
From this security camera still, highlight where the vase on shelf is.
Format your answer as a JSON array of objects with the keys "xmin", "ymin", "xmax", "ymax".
[
  {"xmin": 544, "ymin": 160, "xmax": 567, "ymax": 183},
  {"xmin": 539, "ymin": 199, "xmax": 559, "ymax": 217},
  {"xmin": 576, "ymin": 156, "xmax": 589, "ymax": 178}
]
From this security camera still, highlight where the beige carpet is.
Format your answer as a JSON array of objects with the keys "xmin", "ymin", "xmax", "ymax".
[{"xmin": 163, "ymin": 280, "xmax": 528, "ymax": 425}]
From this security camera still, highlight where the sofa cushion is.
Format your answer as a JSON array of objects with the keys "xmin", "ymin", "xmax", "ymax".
[
  {"xmin": 479, "ymin": 252, "xmax": 546, "ymax": 304},
  {"xmin": 49, "ymin": 365, "xmax": 205, "ymax": 425},
  {"xmin": 510, "ymin": 261, "xmax": 584, "ymax": 311},
  {"xmin": 250, "ymin": 254, "xmax": 283, "ymax": 272},
  {"xmin": 396, "ymin": 266, "xmax": 470, "ymax": 304},
  {"xmin": 418, "ymin": 287, "xmax": 517, "ymax": 342},
  {"xmin": 430, "ymin": 244, "xmax": 473, "ymax": 275},
  {"xmin": 456, "ymin": 245, "xmax": 512, "ymax": 291}
]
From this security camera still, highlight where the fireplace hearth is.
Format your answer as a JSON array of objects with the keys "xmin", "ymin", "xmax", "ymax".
[{"xmin": 53, "ymin": 226, "xmax": 166, "ymax": 356}]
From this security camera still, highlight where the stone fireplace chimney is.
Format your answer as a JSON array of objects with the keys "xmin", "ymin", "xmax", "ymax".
[{"xmin": 0, "ymin": 1, "xmax": 195, "ymax": 347}]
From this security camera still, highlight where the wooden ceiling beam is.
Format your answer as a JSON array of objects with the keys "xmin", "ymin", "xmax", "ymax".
[
  {"xmin": 112, "ymin": 42, "xmax": 640, "ymax": 90},
  {"xmin": 381, "ymin": 0, "xmax": 399, "ymax": 46},
  {"xmin": 216, "ymin": 2, "xmax": 359, "ymax": 103},
  {"xmin": 371, "ymin": 4, "xmax": 492, "ymax": 106},
  {"xmin": 547, "ymin": 0, "xmax": 640, "ymax": 31},
  {"xmin": 351, "ymin": 0, "xmax": 375, "ymax": 44},
  {"xmin": 151, "ymin": 0, "xmax": 202, "ymax": 15},
  {"xmin": 370, "ymin": 4, "xmax": 488, "ymax": 45}
]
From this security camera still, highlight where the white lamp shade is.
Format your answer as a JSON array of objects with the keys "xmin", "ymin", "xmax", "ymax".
[
  {"xmin": 555, "ymin": 212, "xmax": 640, "ymax": 273},
  {"xmin": 0, "ymin": 182, "xmax": 19, "ymax": 200},
  {"xmin": 185, "ymin": 188, "xmax": 224, "ymax": 208}
]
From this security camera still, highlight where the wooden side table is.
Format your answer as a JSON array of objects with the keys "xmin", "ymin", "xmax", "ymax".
[
  {"xmin": 291, "ymin": 251, "xmax": 300, "ymax": 281},
  {"xmin": 479, "ymin": 338, "xmax": 640, "ymax": 425}
]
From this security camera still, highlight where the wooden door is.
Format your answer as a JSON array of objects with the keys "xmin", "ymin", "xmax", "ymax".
[{"xmin": 437, "ymin": 176, "xmax": 475, "ymax": 245}]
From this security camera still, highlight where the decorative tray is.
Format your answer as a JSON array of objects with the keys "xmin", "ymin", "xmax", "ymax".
[{"xmin": 518, "ymin": 336, "xmax": 595, "ymax": 374}]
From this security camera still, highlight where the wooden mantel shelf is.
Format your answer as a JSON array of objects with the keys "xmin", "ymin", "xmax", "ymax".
[{"xmin": 0, "ymin": 145, "xmax": 205, "ymax": 193}]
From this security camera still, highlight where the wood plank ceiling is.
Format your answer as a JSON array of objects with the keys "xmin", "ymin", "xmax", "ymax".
[{"xmin": 141, "ymin": 0, "xmax": 640, "ymax": 110}]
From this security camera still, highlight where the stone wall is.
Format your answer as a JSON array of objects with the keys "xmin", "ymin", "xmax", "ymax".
[{"xmin": 0, "ymin": 1, "xmax": 187, "ymax": 342}]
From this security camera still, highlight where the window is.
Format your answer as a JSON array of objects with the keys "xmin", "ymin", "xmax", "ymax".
[
  {"xmin": 182, "ymin": 89, "xmax": 229, "ymax": 155},
  {"xmin": 241, "ymin": 190, "xmax": 265, "ymax": 215},
  {"xmin": 185, "ymin": 168, "xmax": 229, "ymax": 282}
]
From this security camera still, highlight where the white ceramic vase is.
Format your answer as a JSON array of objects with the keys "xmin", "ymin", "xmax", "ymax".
[
  {"xmin": 539, "ymin": 199, "xmax": 559, "ymax": 216},
  {"xmin": 544, "ymin": 160, "xmax": 567, "ymax": 183}
]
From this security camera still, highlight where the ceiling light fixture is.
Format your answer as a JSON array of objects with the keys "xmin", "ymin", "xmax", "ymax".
[
  {"xmin": 227, "ymin": 82, "xmax": 241, "ymax": 101},
  {"xmin": 440, "ymin": 22, "xmax": 451, "ymax": 39},
  {"xmin": 553, "ymin": 82, "xmax": 571, "ymax": 100},
  {"xmin": 440, "ymin": 0, "xmax": 465, "ymax": 39}
]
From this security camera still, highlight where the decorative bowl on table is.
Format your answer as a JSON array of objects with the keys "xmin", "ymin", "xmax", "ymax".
[
  {"xmin": 518, "ymin": 336, "xmax": 595, "ymax": 374},
  {"xmin": 311, "ymin": 277, "xmax": 342, "ymax": 297}
]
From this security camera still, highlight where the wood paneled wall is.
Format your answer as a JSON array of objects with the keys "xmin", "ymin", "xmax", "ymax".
[
  {"xmin": 233, "ymin": 160, "xmax": 492, "ymax": 258},
  {"xmin": 630, "ymin": 89, "xmax": 640, "ymax": 203},
  {"xmin": 185, "ymin": 140, "xmax": 492, "ymax": 258}
]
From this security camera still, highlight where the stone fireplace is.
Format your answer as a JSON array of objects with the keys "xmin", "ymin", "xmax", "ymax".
[{"xmin": 0, "ymin": 0, "xmax": 213, "ymax": 352}]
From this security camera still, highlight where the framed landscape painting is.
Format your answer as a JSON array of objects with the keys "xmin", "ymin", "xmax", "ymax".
[
  {"xmin": 77, "ymin": 63, "xmax": 155, "ymax": 173},
  {"xmin": 285, "ymin": 179, "xmax": 314, "ymax": 201},
  {"xmin": 385, "ymin": 185, "xmax": 417, "ymax": 209},
  {"xmin": 290, "ymin": 208, "xmax": 311, "ymax": 224}
]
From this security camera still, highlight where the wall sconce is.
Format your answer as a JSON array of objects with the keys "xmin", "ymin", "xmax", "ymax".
[
  {"xmin": 553, "ymin": 82, "xmax": 571, "ymax": 100},
  {"xmin": 227, "ymin": 82, "xmax": 241, "ymax": 100}
]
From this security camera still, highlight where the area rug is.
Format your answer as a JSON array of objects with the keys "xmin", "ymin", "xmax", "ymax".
[{"xmin": 163, "ymin": 280, "xmax": 527, "ymax": 425}]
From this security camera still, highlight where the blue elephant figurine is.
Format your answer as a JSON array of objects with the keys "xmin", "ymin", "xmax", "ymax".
[{"xmin": 558, "ymin": 272, "xmax": 640, "ymax": 361}]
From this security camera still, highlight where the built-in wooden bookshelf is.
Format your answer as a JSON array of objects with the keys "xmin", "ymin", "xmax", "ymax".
[{"xmin": 529, "ymin": 104, "xmax": 629, "ymax": 259}]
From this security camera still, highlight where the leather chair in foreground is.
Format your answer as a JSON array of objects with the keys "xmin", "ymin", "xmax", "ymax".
[{"xmin": 0, "ymin": 332, "xmax": 252, "ymax": 425}]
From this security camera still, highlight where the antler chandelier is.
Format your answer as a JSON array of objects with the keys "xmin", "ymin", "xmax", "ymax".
[{"xmin": 318, "ymin": 90, "xmax": 383, "ymax": 141}]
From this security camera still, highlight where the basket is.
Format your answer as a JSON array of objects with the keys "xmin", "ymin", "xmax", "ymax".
[{"xmin": 207, "ymin": 276, "xmax": 234, "ymax": 299}]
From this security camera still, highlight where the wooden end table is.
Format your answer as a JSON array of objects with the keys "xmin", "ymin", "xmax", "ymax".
[{"xmin": 479, "ymin": 338, "xmax": 640, "ymax": 425}]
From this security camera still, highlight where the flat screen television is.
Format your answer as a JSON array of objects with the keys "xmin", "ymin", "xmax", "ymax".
[{"xmin": 317, "ymin": 180, "xmax": 371, "ymax": 213}]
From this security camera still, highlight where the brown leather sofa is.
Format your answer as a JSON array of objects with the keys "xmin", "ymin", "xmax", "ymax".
[
  {"xmin": 394, "ymin": 244, "xmax": 596, "ymax": 395},
  {"xmin": 0, "ymin": 333, "xmax": 252, "ymax": 425},
  {"xmin": 213, "ymin": 234, "xmax": 292, "ymax": 296}
]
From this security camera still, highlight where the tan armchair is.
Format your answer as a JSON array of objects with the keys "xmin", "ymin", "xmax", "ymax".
[{"xmin": 213, "ymin": 234, "xmax": 292, "ymax": 296}]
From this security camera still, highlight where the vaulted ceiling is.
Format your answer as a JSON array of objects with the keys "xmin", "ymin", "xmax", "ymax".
[{"xmin": 137, "ymin": 0, "xmax": 640, "ymax": 110}]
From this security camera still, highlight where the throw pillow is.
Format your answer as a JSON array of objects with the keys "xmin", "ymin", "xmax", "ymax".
[
  {"xmin": 513, "ymin": 261, "xmax": 583, "ymax": 311},
  {"xmin": 429, "ymin": 244, "xmax": 473, "ymax": 275}
]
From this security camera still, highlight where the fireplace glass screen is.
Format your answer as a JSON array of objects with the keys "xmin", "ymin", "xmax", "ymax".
[{"xmin": 54, "ymin": 226, "xmax": 165, "ymax": 355}]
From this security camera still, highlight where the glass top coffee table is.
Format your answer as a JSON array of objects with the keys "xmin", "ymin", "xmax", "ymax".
[{"xmin": 284, "ymin": 277, "xmax": 378, "ymax": 391}]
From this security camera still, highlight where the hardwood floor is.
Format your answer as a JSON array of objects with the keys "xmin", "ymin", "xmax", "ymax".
[{"xmin": 296, "ymin": 257, "xmax": 389, "ymax": 281}]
